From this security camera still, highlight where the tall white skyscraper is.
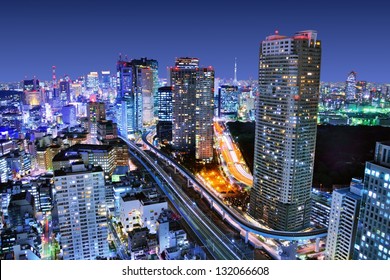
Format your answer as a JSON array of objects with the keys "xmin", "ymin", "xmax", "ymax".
[
  {"xmin": 354, "ymin": 141, "xmax": 390, "ymax": 260},
  {"xmin": 325, "ymin": 179, "xmax": 362, "ymax": 260},
  {"xmin": 54, "ymin": 164, "xmax": 108, "ymax": 260},
  {"xmin": 249, "ymin": 30, "xmax": 321, "ymax": 231}
]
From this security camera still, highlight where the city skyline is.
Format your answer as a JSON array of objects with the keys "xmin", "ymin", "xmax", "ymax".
[
  {"xmin": 1, "ymin": 0, "xmax": 390, "ymax": 83},
  {"xmin": 1, "ymin": 0, "xmax": 390, "ymax": 262}
]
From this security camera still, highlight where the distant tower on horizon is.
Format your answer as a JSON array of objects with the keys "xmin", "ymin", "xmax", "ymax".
[
  {"xmin": 52, "ymin": 66, "xmax": 57, "ymax": 99},
  {"xmin": 345, "ymin": 71, "xmax": 357, "ymax": 101},
  {"xmin": 249, "ymin": 30, "xmax": 322, "ymax": 231},
  {"xmin": 233, "ymin": 57, "xmax": 238, "ymax": 85}
]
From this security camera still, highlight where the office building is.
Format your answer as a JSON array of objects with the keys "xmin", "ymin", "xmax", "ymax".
[
  {"xmin": 86, "ymin": 72, "xmax": 99, "ymax": 93},
  {"xmin": 87, "ymin": 102, "xmax": 106, "ymax": 136},
  {"xmin": 218, "ymin": 85, "xmax": 239, "ymax": 119},
  {"xmin": 325, "ymin": 179, "xmax": 362, "ymax": 260},
  {"xmin": 354, "ymin": 141, "xmax": 390, "ymax": 260},
  {"xmin": 131, "ymin": 57, "xmax": 159, "ymax": 125},
  {"xmin": 0, "ymin": 156, "xmax": 10, "ymax": 183},
  {"xmin": 116, "ymin": 60, "xmax": 142, "ymax": 136},
  {"xmin": 249, "ymin": 30, "xmax": 321, "ymax": 231},
  {"xmin": 59, "ymin": 80, "xmax": 71, "ymax": 105},
  {"xmin": 171, "ymin": 57, "xmax": 214, "ymax": 162},
  {"xmin": 101, "ymin": 71, "xmax": 111, "ymax": 89},
  {"xmin": 62, "ymin": 105, "xmax": 77, "ymax": 127},
  {"xmin": 54, "ymin": 164, "xmax": 108, "ymax": 260},
  {"xmin": 101, "ymin": 138, "xmax": 129, "ymax": 167},
  {"xmin": 311, "ymin": 189, "xmax": 331, "ymax": 228},
  {"xmin": 345, "ymin": 71, "xmax": 357, "ymax": 101},
  {"xmin": 23, "ymin": 79, "xmax": 45, "ymax": 106},
  {"xmin": 97, "ymin": 120, "xmax": 118, "ymax": 141},
  {"xmin": 53, "ymin": 144, "xmax": 115, "ymax": 175},
  {"xmin": 157, "ymin": 86, "xmax": 173, "ymax": 142},
  {"xmin": 157, "ymin": 86, "xmax": 173, "ymax": 122},
  {"xmin": 116, "ymin": 57, "xmax": 158, "ymax": 137}
]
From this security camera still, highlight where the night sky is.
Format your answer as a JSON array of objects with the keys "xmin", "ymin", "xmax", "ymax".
[{"xmin": 1, "ymin": 0, "xmax": 389, "ymax": 83}]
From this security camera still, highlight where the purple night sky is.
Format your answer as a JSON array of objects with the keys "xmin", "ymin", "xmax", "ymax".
[{"xmin": 0, "ymin": 0, "xmax": 389, "ymax": 83}]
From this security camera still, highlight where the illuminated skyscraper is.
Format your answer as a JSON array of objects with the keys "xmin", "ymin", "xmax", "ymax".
[
  {"xmin": 325, "ymin": 179, "xmax": 362, "ymax": 260},
  {"xmin": 62, "ymin": 105, "xmax": 77, "ymax": 127},
  {"xmin": 86, "ymin": 72, "xmax": 99, "ymax": 93},
  {"xmin": 156, "ymin": 86, "xmax": 173, "ymax": 142},
  {"xmin": 54, "ymin": 164, "xmax": 108, "ymax": 260},
  {"xmin": 22, "ymin": 79, "xmax": 45, "ymax": 106},
  {"xmin": 354, "ymin": 141, "xmax": 390, "ymax": 260},
  {"xmin": 345, "ymin": 71, "xmax": 357, "ymax": 101},
  {"xmin": 131, "ymin": 58, "xmax": 159, "ymax": 125},
  {"xmin": 218, "ymin": 85, "xmax": 239, "ymax": 119},
  {"xmin": 116, "ymin": 58, "xmax": 158, "ymax": 136},
  {"xmin": 249, "ymin": 30, "xmax": 321, "ymax": 231},
  {"xmin": 101, "ymin": 71, "xmax": 111, "ymax": 89},
  {"xmin": 59, "ymin": 80, "xmax": 71, "ymax": 105},
  {"xmin": 87, "ymin": 102, "xmax": 106, "ymax": 136},
  {"xmin": 170, "ymin": 58, "xmax": 214, "ymax": 162}
]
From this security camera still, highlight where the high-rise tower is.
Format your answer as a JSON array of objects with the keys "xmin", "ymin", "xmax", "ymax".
[
  {"xmin": 354, "ymin": 141, "xmax": 390, "ymax": 260},
  {"xmin": 345, "ymin": 71, "xmax": 357, "ymax": 101},
  {"xmin": 170, "ymin": 57, "xmax": 214, "ymax": 162},
  {"xmin": 249, "ymin": 30, "xmax": 321, "ymax": 231},
  {"xmin": 325, "ymin": 178, "xmax": 362, "ymax": 260},
  {"xmin": 116, "ymin": 57, "xmax": 158, "ymax": 138},
  {"xmin": 233, "ymin": 57, "xmax": 238, "ymax": 85},
  {"xmin": 54, "ymin": 164, "xmax": 108, "ymax": 260},
  {"xmin": 131, "ymin": 57, "xmax": 159, "ymax": 125}
]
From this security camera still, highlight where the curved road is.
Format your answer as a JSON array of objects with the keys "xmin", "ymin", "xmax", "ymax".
[{"xmin": 138, "ymin": 132, "xmax": 328, "ymax": 241}]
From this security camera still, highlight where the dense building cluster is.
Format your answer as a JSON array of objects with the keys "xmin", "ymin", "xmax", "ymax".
[{"xmin": 0, "ymin": 30, "xmax": 389, "ymax": 260}]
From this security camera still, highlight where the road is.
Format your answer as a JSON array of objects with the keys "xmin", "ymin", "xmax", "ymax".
[
  {"xmin": 107, "ymin": 219, "xmax": 130, "ymax": 260},
  {"xmin": 123, "ymin": 137, "xmax": 243, "ymax": 260},
  {"xmin": 214, "ymin": 121, "xmax": 253, "ymax": 186},
  {"xmin": 138, "ymin": 132, "xmax": 328, "ymax": 241}
]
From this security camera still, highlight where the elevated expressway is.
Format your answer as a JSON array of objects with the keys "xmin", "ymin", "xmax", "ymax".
[
  {"xmin": 121, "ymin": 137, "xmax": 243, "ymax": 260},
  {"xmin": 137, "ymin": 131, "xmax": 328, "ymax": 242}
]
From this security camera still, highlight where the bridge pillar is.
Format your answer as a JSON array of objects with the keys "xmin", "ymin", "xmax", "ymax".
[
  {"xmin": 315, "ymin": 238, "xmax": 320, "ymax": 253},
  {"xmin": 173, "ymin": 167, "xmax": 177, "ymax": 174},
  {"xmin": 245, "ymin": 231, "xmax": 249, "ymax": 244},
  {"xmin": 200, "ymin": 190, "xmax": 203, "ymax": 198},
  {"xmin": 222, "ymin": 211, "xmax": 225, "ymax": 220},
  {"xmin": 187, "ymin": 179, "xmax": 191, "ymax": 188},
  {"xmin": 210, "ymin": 200, "xmax": 214, "ymax": 209}
]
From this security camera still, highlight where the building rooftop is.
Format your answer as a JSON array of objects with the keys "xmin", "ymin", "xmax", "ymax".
[
  {"xmin": 53, "ymin": 164, "xmax": 103, "ymax": 176},
  {"xmin": 101, "ymin": 138, "xmax": 127, "ymax": 146},
  {"xmin": 68, "ymin": 143, "xmax": 114, "ymax": 153},
  {"xmin": 52, "ymin": 150, "xmax": 82, "ymax": 162}
]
